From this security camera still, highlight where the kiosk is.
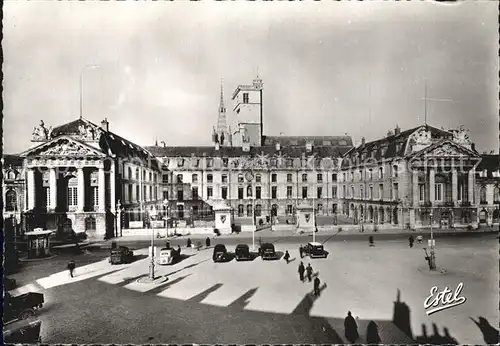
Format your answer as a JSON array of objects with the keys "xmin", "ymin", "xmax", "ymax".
[{"xmin": 25, "ymin": 228, "xmax": 53, "ymax": 259}]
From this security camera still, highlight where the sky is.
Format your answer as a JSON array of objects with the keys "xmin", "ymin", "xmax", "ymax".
[{"xmin": 3, "ymin": 1, "xmax": 499, "ymax": 154}]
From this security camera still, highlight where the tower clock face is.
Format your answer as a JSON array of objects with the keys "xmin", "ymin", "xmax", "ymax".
[{"xmin": 245, "ymin": 171, "xmax": 254, "ymax": 181}]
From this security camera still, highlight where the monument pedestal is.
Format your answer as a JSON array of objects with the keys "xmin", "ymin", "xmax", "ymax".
[
  {"xmin": 213, "ymin": 201, "xmax": 233, "ymax": 235},
  {"xmin": 296, "ymin": 202, "xmax": 315, "ymax": 233}
]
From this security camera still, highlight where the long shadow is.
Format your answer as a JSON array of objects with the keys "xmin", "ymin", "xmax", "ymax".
[
  {"xmin": 119, "ymin": 274, "xmax": 148, "ymax": 287},
  {"xmin": 148, "ymin": 274, "xmax": 193, "ymax": 295},
  {"xmin": 227, "ymin": 288, "xmax": 259, "ymax": 310},
  {"xmin": 414, "ymin": 323, "xmax": 459, "ymax": 344},
  {"xmin": 470, "ymin": 316, "xmax": 499, "ymax": 344},
  {"xmin": 188, "ymin": 283, "xmax": 224, "ymax": 303},
  {"xmin": 321, "ymin": 229, "xmax": 343, "ymax": 245}
]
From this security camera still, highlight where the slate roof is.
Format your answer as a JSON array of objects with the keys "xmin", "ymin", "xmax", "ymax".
[
  {"xmin": 262, "ymin": 135, "xmax": 353, "ymax": 147},
  {"xmin": 477, "ymin": 154, "xmax": 500, "ymax": 174},
  {"xmin": 3, "ymin": 154, "xmax": 23, "ymax": 168}
]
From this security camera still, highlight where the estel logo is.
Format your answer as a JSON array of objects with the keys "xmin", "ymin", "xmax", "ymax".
[{"xmin": 424, "ymin": 282, "xmax": 467, "ymax": 316}]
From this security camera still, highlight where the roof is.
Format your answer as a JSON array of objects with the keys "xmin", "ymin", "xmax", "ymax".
[
  {"xmin": 477, "ymin": 154, "xmax": 499, "ymax": 172},
  {"xmin": 263, "ymin": 135, "xmax": 353, "ymax": 147},
  {"xmin": 308, "ymin": 242, "xmax": 323, "ymax": 246},
  {"xmin": 145, "ymin": 145, "xmax": 351, "ymax": 158},
  {"xmin": 3, "ymin": 154, "xmax": 23, "ymax": 168}
]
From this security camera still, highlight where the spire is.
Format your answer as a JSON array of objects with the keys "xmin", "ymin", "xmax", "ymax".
[
  {"xmin": 219, "ymin": 79, "xmax": 225, "ymax": 113},
  {"xmin": 216, "ymin": 78, "xmax": 228, "ymax": 139}
]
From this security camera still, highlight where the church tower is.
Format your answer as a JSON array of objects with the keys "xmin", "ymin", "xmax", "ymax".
[
  {"xmin": 231, "ymin": 74, "xmax": 264, "ymax": 147},
  {"xmin": 213, "ymin": 80, "xmax": 231, "ymax": 147}
]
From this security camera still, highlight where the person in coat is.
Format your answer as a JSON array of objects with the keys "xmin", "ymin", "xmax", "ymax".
[
  {"xmin": 206, "ymin": 237, "xmax": 211, "ymax": 248},
  {"xmin": 187, "ymin": 238, "xmax": 192, "ymax": 248},
  {"xmin": 344, "ymin": 311, "xmax": 359, "ymax": 343},
  {"xmin": 298, "ymin": 262, "xmax": 305, "ymax": 282},
  {"xmin": 366, "ymin": 320, "xmax": 381, "ymax": 344},
  {"xmin": 299, "ymin": 245, "xmax": 304, "ymax": 258},
  {"xmin": 67, "ymin": 260, "xmax": 76, "ymax": 278},
  {"xmin": 306, "ymin": 263, "xmax": 313, "ymax": 282},
  {"xmin": 313, "ymin": 276, "xmax": 321, "ymax": 296},
  {"xmin": 284, "ymin": 250, "xmax": 290, "ymax": 264},
  {"xmin": 408, "ymin": 235, "xmax": 414, "ymax": 248},
  {"xmin": 177, "ymin": 245, "xmax": 181, "ymax": 255},
  {"xmin": 165, "ymin": 241, "xmax": 171, "ymax": 249},
  {"xmin": 369, "ymin": 236, "xmax": 375, "ymax": 247}
]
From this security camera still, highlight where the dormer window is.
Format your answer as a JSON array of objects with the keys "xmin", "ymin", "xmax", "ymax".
[
  {"xmin": 306, "ymin": 142, "xmax": 313, "ymax": 152},
  {"xmin": 177, "ymin": 159, "xmax": 185, "ymax": 167},
  {"xmin": 207, "ymin": 158, "xmax": 213, "ymax": 168},
  {"xmin": 322, "ymin": 140, "xmax": 331, "ymax": 146},
  {"xmin": 243, "ymin": 93, "xmax": 249, "ymax": 103},
  {"xmin": 222, "ymin": 158, "xmax": 228, "ymax": 167},
  {"xmin": 286, "ymin": 159, "xmax": 293, "ymax": 168}
]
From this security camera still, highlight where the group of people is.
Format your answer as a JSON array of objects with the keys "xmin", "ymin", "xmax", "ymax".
[
  {"xmin": 298, "ymin": 261, "xmax": 322, "ymax": 296},
  {"xmin": 343, "ymin": 311, "xmax": 382, "ymax": 344}
]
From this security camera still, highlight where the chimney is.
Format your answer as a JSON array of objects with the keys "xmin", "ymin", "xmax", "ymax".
[
  {"xmin": 101, "ymin": 118, "xmax": 109, "ymax": 132},
  {"xmin": 361, "ymin": 137, "xmax": 366, "ymax": 146},
  {"xmin": 471, "ymin": 143, "xmax": 476, "ymax": 152}
]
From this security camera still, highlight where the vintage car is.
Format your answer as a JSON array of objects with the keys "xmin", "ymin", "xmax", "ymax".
[
  {"xmin": 213, "ymin": 244, "xmax": 228, "ymax": 262},
  {"xmin": 259, "ymin": 243, "xmax": 277, "ymax": 260},
  {"xmin": 109, "ymin": 246, "xmax": 134, "ymax": 264},
  {"xmin": 235, "ymin": 244, "xmax": 252, "ymax": 261},
  {"xmin": 3, "ymin": 319, "xmax": 42, "ymax": 343},
  {"xmin": 157, "ymin": 247, "xmax": 181, "ymax": 265},
  {"xmin": 303, "ymin": 242, "xmax": 327, "ymax": 258},
  {"xmin": 3, "ymin": 292, "xmax": 45, "ymax": 323}
]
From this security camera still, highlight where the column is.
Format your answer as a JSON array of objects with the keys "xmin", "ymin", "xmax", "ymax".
[
  {"xmin": 98, "ymin": 168, "xmax": 105, "ymax": 212},
  {"xmin": 468, "ymin": 169, "xmax": 474, "ymax": 203},
  {"xmin": 77, "ymin": 168, "xmax": 85, "ymax": 212},
  {"xmin": 49, "ymin": 168, "xmax": 57, "ymax": 211},
  {"xmin": 412, "ymin": 170, "xmax": 419, "ymax": 206},
  {"xmin": 429, "ymin": 169, "xmax": 435, "ymax": 204},
  {"xmin": 27, "ymin": 168, "xmax": 35, "ymax": 211},
  {"xmin": 452, "ymin": 170, "xmax": 458, "ymax": 205},
  {"xmin": 110, "ymin": 162, "xmax": 116, "ymax": 214}
]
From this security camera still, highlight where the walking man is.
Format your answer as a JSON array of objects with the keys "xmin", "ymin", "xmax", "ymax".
[
  {"xmin": 284, "ymin": 250, "xmax": 290, "ymax": 264},
  {"xmin": 67, "ymin": 260, "xmax": 76, "ymax": 278},
  {"xmin": 205, "ymin": 237, "xmax": 211, "ymax": 248},
  {"xmin": 313, "ymin": 276, "xmax": 321, "ymax": 296},
  {"xmin": 369, "ymin": 236, "xmax": 375, "ymax": 247},
  {"xmin": 298, "ymin": 262, "xmax": 305, "ymax": 282},
  {"xmin": 408, "ymin": 235, "xmax": 414, "ymax": 248},
  {"xmin": 306, "ymin": 263, "xmax": 313, "ymax": 282},
  {"xmin": 299, "ymin": 245, "xmax": 304, "ymax": 259}
]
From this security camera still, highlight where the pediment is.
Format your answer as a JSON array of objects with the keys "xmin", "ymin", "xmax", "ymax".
[
  {"xmin": 21, "ymin": 136, "xmax": 106, "ymax": 158},
  {"xmin": 412, "ymin": 140, "xmax": 479, "ymax": 159}
]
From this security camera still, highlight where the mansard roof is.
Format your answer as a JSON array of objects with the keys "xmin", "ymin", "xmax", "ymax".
[
  {"xmin": 477, "ymin": 154, "xmax": 500, "ymax": 173},
  {"xmin": 3, "ymin": 154, "xmax": 23, "ymax": 168},
  {"xmin": 263, "ymin": 135, "xmax": 353, "ymax": 147},
  {"xmin": 145, "ymin": 145, "xmax": 350, "ymax": 158}
]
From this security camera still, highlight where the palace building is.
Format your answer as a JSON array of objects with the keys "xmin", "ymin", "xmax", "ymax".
[{"xmin": 3, "ymin": 75, "xmax": 499, "ymax": 237}]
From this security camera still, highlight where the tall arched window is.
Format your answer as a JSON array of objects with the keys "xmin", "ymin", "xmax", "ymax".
[
  {"xmin": 128, "ymin": 167, "xmax": 132, "ymax": 179},
  {"xmin": 246, "ymin": 204, "xmax": 253, "ymax": 217},
  {"xmin": 494, "ymin": 187, "xmax": 499, "ymax": 203},
  {"xmin": 255, "ymin": 204, "xmax": 262, "ymax": 217},
  {"xmin": 135, "ymin": 168, "xmax": 140, "ymax": 180},
  {"xmin": 5, "ymin": 190, "xmax": 17, "ymax": 211},
  {"xmin": 238, "ymin": 204, "xmax": 244, "ymax": 217},
  {"xmin": 67, "ymin": 176, "xmax": 78, "ymax": 208},
  {"xmin": 480, "ymin": 186, "xmax": 487, "ymax": 203}
]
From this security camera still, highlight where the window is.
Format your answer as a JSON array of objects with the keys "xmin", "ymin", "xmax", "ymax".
[
  {"xmin": 494, "ymin": 187, "xmax": 499, "ymax": 203},
  {"xmin": 350, "ymin": 172, "xmax": 354, "ymax": 181},
  {"xmin": 192, "ymin": 206, "xmax": 199, "ymax": 217},
  {"xmin": 255, "ymin": 174, "xmax": 261, "ymax": 183},
  {"xmin": 177, "ymin": 205, "xmax": 184, "ymax": 219},
  {"xmin": 332, "ymin": 186, "xmax": 337, "ymax": 198},
  {"xmin": 247, "ymin": 185, "xmax": 253, "ymax": 198},
  {"xmin": 149, "ymin": 186, "xmax": 153, "ymax": 201},
  {"xmin": 177, "ymin": 174, "xmax": 183, "ymax": 183},
  {"xmin": 302, "ymin": 186, "xmax": 308, "ymax": 199},
  {"xmin": 85, "ymin": 216, "xmax": 96, "ymax": 230},
  {"xmin": 136, "ymin": 185, "xmax": 140, "ymax": 202},
  {"xmin": 317, "ymin": 186, "xmax": 323, "ymax": 199},
  {"xmin": 177, "ymin": 188, "xmax": 184, "ymax": 201},
  {"xmin": 177, "ymin": 159, "xmax": 185, "ymax": 168},
  {"xmin": 271, "ymin": 173, "xmax": 277, "ymax": 183},
  {"xmin": 149, "ymin": 172, "xmax": 152, "ymax": 182},
  {"xmin": 360, "ymin": 187, "xmax": 364, "ymax": 199},
  {"xmin": 222, "ymin": 174, "xmax": 228, "ymax": 183},
  {"xmin": 394, "ymin": 183, "xmax": 399, "ymax": 200},
  {"xmin": 238, "ymin": 204, "xmax": 244, "ymax": 217},
  {"xmin": 317, "ymin": 204, "xmax": 323, "ymax": 214},
  {"xmin": 247, "ymin": 204, "xmax": 253, "ymax": 217},
  {"xmin": 343, "ymin": 173, "xmax": 346, "ymax": 182},
  {"xmin": 128, "ymin": 184, "xmax": 133, "ymax": 202},
  {"xmin": 479, "ymin": 186, "xmax": 487, "ymax": 203},
  {"xmin": 162, "ymin": 174, "xmax": 169, "ymax": 184},
  {"xmin": 256, "ymin": 186, "xmax": 261, "ymax": 199},
  {"xmin": 434, "ymin": 183, "xmax": 443, "ymax": 202},
  {"xmin": 392, "ymin": 165, "xmax": 398, "ymax": 178},
  {"xmin": 332, "ymin": 173, "xmax": 337, "ymax": 182},
  {"xmin": 221, "ymin": 186, "xmax": 228, "ymax": 199},
  {"xmin": 368, "ymin": 169, "xmax": 373, "ymax": 180},
  {"xmin": 207, "ymin": 174, "xmax": 213, "ymax": 183},
  {"xmin": 192, "ymin": 174, "xmax": 198, "ymax": 183},
  {"xmin": 369, "ymin": 186, "xmax": 373, "ymax": 200},
  {"xmin": 287, "ymin": 186, "xmax": 293, "ymax": 198},
  {"xmin": 302, "ymin": 174, "xmax": 307, "ymax": 182},
  {"xmin": 286, "ymin": 159, "xmax": 293, "ymax": 167},
  {"xmin": 144, "ymin": 186, "xmax": 147, "ymax": 201},
  {"xmin": 5, "ymin": 190, "xmax": 17, "ymax": 211},
  {"xmin": 207, "ymin": 187, "xmax": 213, "ymax": 198},
  {"xmin": 238, "ymin": 187, "xmax": 244, "ymax": 199},
  {"xmin": 379, "ymin": 167, "xmax": 383, "ymax": 179},
  {"xmin": 136, "ymin": 169, "xmax": 140, "ymax": 180},
  {"xmin": 222, "ymin": 158, "xmax": 228, "ymax": 167},
  {"xmin": 378, "ymin": 184, "xmax": 383, "ymax": 200},
  {"xmin": 351, "ymin": 186, "xmax": 355, "ymax": 198},
  {"xmin": 343, "ymin": 185, "xmax": 346, "ymax": 198},
  {"xmin": 67, "ymin": 177, "xmax": 78, "ymax": 207},
  {"xmin": 272, "ymin": 186, "xmax": 277, "ymax": 199},
  {"xmin": 255, "ymin": 204, "xmax": 262, "ymax": 217},
  {"xmin": 238, "ymin": 174, "xmax": 244, "ymax": 183},
  {"xmin": 243, "ymin": 93, "xmax": 249, "ymax": 103},
  {"xmin": 192, "ymin": 187, "xmax": 198, "ymax": 200},
  {"xmin": 163, "ymin": 191, "xmax": 169, "ymax": 200},
  {"xmin": 419, "ymin": 184, "xmax": 425, "ymax": 202},
  {"xmin": 287, "ymin": 174, "xmax": 293, "ymax": 183},
  {"xmin": 317, "ymin": 173, "xmax": 323, "ymax": 182},
  {"xmin": 128, "ymin": 167, "xmax": 132, "ymax": 179}
]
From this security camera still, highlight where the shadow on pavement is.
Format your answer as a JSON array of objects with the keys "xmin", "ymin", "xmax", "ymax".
[
  {"xmin": 148, "ymin": 274, "xmax": 193, "ymax": 295},
  {"xmin": 188, "ymin": 283, "xmax": 224, "ymax": 303},
  {"xmin": 470, "ymin": 316, "xmax": 499, "ymax": 345},
  {"xmin": 227, "ymin": 288, "xmax": 259, "ymax": 310}
]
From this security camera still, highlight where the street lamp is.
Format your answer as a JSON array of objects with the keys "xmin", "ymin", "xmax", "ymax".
[
  {"xmin": 429, "ymin": 209, "xmax": 436, "ymax": 270},
  {"xmin": 79, "ymin": 64, "xmax": 99, "ymax": 119},
  {"xmin": 149, "ymin": 206, "xmax": 157, "ymax": 280},
  {"xmin": 312, "ymin": 191, "xmax": 316, "ymax": 243}
]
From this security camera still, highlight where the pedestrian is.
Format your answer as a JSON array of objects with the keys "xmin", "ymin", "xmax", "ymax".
[
  {"xmin": 165, "ymin": 241, "xmax": 171, "ymax": 249},
  {"xmin": 299, "ymin": 245, "xmax": 304, "ymax": 259},
  {"xmin": 408, "ymin": 235, "xmax": 414, "ymax": 248},
  {"xmin": 366, "ymin": 320, "xmax": 381, "ymax": 344},
  {"xmin": 344, "ymin": 311, "xmax": 359, "ymax": 343},
  {"xmin": 67, "ymin": 260, "xmax": 76, "ymax": 278},
  {"xmin": 298, "ymin": 262, "xmax": 305, "ymax": 282},
  {"xmin": 369, "ymin": 236, "xmax": 375, "ymax": 247},
  {"xmin": 284, "ymin": 250, "xmax": 290, "ymax": 264},
  {"xmin": 313, "ymin": 276, "xmax": 321, "ymax": 296},
  {"xmin": 187, "ymin": 238, "xmax": 192, "ymax": 248},
  {"xmin": 205, "ymin": 237, "xmax": 211, "ymax": 248},
  {"xmin": 306, "ymin": 263, "xmax": 313, "ymax": 282},
  {"xmin": 177, "ymin": 245, "xmax": 181, "ymax": 255}
]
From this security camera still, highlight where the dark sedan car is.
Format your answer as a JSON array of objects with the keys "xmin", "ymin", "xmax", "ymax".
[
  {"xmin": 303, "ymin": 242, "xmax": 327, "ymax": 259},
  {"xmin": 110, "ymin": 246, "xmax": 134, "ymax": 265},
  {"xmin": 213, "ymin": 244, "xmax": 228, "ymax": 262},
  {"xmin": 235, "ymin": 244, "xmax": 252, "ymax": 261},
  {"xmin": 259, "ymin": 243, "xmax": 277, "ymax": 260}
]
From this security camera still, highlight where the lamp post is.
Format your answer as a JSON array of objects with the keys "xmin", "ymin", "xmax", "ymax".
[
  {"xmin": 149, "ymin": 206, "xmax": 157, "ymax": 280},
  {"xmin": 313, "ymin": 192, "xmax": 316, "ymax": 243},
  {"xmin": 429, "ymin": 209, "xmax": 436, "ymax": 270},
  {"xmin": 79, "ymin": 64, "xmax": 99, "ymax": 119}
]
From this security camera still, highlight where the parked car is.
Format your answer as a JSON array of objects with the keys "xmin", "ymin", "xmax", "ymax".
[
  {"xmin": 3, "ymin": 292, "xmax": 44, "ymax": 323},
  {"xmin": 303, "ymin": 242, "xmax": 327, "ymax": 258},
  {"xmin": 235, "ymin": 244, "xmax": 252, "ymax": 261},
  {"xmin": 109, "ymin": 246, "xmax": 134, "ymax": 264},
  {"xmin": 157, "ymin": 247, "xmax": 181, "ymax": 265},
  {"xmin": 259, "ymin": 243, "xmax": 277, "ymax": 260},
  {"xmin": 213, "ymin": 244, "xmax": 228, "ymax": 262},
  {"xmin": 3, "ymin": 319, "xmax": 42, "ymax": 343}
]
